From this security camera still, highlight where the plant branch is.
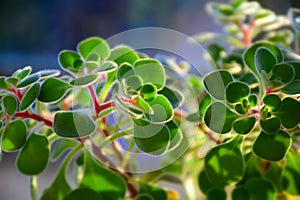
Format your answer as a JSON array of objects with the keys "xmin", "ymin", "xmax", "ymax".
[{"xmin": 14, "ymin": 111, "xmax": 53, "ymax": 127}]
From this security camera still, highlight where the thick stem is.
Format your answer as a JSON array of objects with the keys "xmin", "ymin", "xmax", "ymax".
[{"xmin": 14, "ymin": 111, "xmax": 53, "ymax": 127}]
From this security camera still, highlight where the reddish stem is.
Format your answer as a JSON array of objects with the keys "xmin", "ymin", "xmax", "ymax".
[
  {"xmin": 240, "ymin": 21, "xmax": 255, "ymax": 46},
  {"xmin": 9, "ymin": 88, "xmax": 23, "ymax": 100},
  {"xmin": 14, "ymin": 111, "xmax": 53, "ymax": 127},
  {"xmin": 88, "ymin": 85, "xmax": 115, "ymax": 117}
]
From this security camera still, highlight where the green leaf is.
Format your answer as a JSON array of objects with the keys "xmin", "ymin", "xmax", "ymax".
[
  {"xmin": 70, "ymin": 74, "xmax": 98, "ymax": 87},
  {"xmin": 263, "ymin": 94, "xmax": 281, "ymax": 112},
  {"xmin": 13, "ymin": 66, "xmax": 32, "ymax": 80},
  {"xmin": 37, "ymin": 69, "xmax": 60, "ymax": 79},
  {"xmin": 158, "ymin": 87, "xmax": 183, "ymax": 109},
  {"xmin": 116, "ymin": 63, "xmax": 135, "ymax": 81},
  {"xmin": 198, "ymin": 170, "xmax": 214, "ymax": 194},
  {"xmin": 207, "ymin": 187, "xmax": 227, "ymax": 200},
  {"xmin": 138, "ymin": 182, "xmax": 167, "ymax": 200},
  {"xmin": 2, "ymin": 120, "xmax": 27, "ymax": 152},
  {"xmin": 253, "ymin": 131, "xmax": 291, "ymax": 161},
  {"xmin": 203, "ymin": 70, "xmax": 234, "ymax": 100},
  {"xmin": 274, "ymin": 97, "xmax": 300, "ymax": 129},
  {"xmin": 135, "ymin": 96, "xmax": 153, "ymax": 114},
  {"xmin": 20, "ymin": 83, "xmax": 40, "ymax": 111},
  {"xmin": 134, "ymin": 121, "xmax": 170, "ymax": 155},
  {"xmin": 248, "ymin": 94, "xmax": 257, "ymax": 107},
  {"xmin": 51, "ymin": 138, "xmax": 78, "ymax": 161},
  {"xmin": 233, "ymin": 116, "xmax": 256, "ymax": 135},
  {"xmin": 17, "ymin": 73, "xmax": 41, "ymax": 88},
  {"xmin": 133, "ymin": 59, "xmax": 166, "ymax": 90},
  {"xmin": 77, "ymin": 37, "xmax": 110, "ymax": 61},
  {"xmin": 125, "ymin": 75, "xmax": 143, "ymax": 94},
  {"xmin": 54, "ymin": 111, "xmax": 96, "ymax": 138},
  {"xmin": 80, "ymin": 150, "xmax": 126, "ymax": 200},
  {"xmin": 108, "ymin": 45, "xmax": 139, "ymax": 65},
  {"xmin": 0, "ymin": 77, "xmax": 8, "ymax": 89},
  {"xmin": 63, "ymin": 188, "xmax": 103, "ymax": 200},
  {"xmin": 204, "ymin": 102, "xmax": 239, "ymax": 134},
  {"xmin": 5, "ymin": 77, "xmax": 19, "ymax": 87},
  {"xmin": 232, "ymin": 186, "xmax": 250, "ymax": 200},
  {"xmin": 136, "ymin": 194, "xmax": 153, "ymax": 200},
  {"xmin": 282, "ymin": 151, "xmax": 300, "ymax": 195},
  {"xmin": 140, "ymin": 84, "xmax": 157, "ymax": 102},
  {"xmin": 38, "ymin": 78, "xmax": 71, "ymax": 103},
  {"xmin": 270, "ymin": 63, "xmax": 295, "ymax": 89},
  {"xmin": 263, "ymin": 162, "xmax": 284, "ymax": 192},
  {"xmin": 282, "ymin": 61, "xmax": 300, "ymax": 94},
  {"xmin": 59, "ymin": 50, "xmax": 82, "ymax": 72},
  {"xmin": 2, "ymin": 95, "xmax": 17, "ymax": 116},
  {"xmin": 254, "ymin": 47, "xmax": 277, "ymax": 74},
  {"xmin": 259, "ymin": 117, "xmax": 281, "ymax": 134},
  {"xmin": 226, "ymin": 82, "xmax": 250, "ymax": 103},
  {"xmin": 17, "ymin": 134, "xmax": 50, "ymax": 175},
  {"xmin": 97, "ymin": 60, "xmax": 117, "ymax": 73},
  {"xmin": 246, "ymin": 178, "xmax": 275, "ymax": 200},
  {"xmin": 146, "ymin": 95, "xmax": 174, "ymax": 123},
  {"xmin": 205, "ymin": 136, "xmax": 244, "ymax": 186},
  {"xmin": 244, "ymin": 41, "xmax": 283, "ymax": 76},
  {"xmin": 166, "ymin": 120, "xmax": 183, "ymax": 150}
]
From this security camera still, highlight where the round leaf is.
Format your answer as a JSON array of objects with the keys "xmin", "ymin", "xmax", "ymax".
[
  {"xmin": 263, "ymin": 94, "xmax": 281, "ymax": 112},
  {"xmin": 158, "ymin": 87, "xmax": 184, "ymax": 109},
  {"xmin": 54, "ymin": 111, "xmax": 96, "ymax": 138},
  {"xmin": 254, "ymin": 47, "xmax": 277, "ymax": 74},
  {"xmin": 17, "ymin": 73, "xmax": 40, "ymax": 88},
  {"xmin": 63, "ymin": 188, "xmax": 103, "ymax": 200},
  {"xmin": 59, "ymin": 50, "xmax": 82, "ymax": 72},
  {"xmin": 17, "ymin": 134, "xmax": 50, "ymax": 175},
  {"xmin": 108, "ymin": 45, "xmax": 139, "ymax": 65},
  {"xmin": 2, "ymin": 120, "xmax": 27, "ymax": 152},
  {"xmin": 205, "ymin": 136, "xmax": 244, "ymax": 186},
  {"xmin": 274, "ymin": 97, "xmax": 300, "ymax": 129},
  {"xmin": 133, "ymin": 59, "xmax": 166, "ymax": 90},
  {"xmin": 204, "ymin": 102, "xmax": 239, "ymax": 134},
  {"xmin": 70, "ymin": 74, "xmax": 98, "ymax": 87},
  {"xmin": 259, "ymin": 117, "xmax": 281, "ymax": 134},
  {"xmin": 203, "ymin": 70, "xmax": 234, "ymax": 100},
  {"xmin": 77, "ymin": 37, "xmax": 110, "ymax": 60},
  {"xmin": 253, "ymin": 131, "xmax": 291, "ymax": 161},
  {"xmin": 232, "ymin": 186, "xmax": 250, "ymax": 200},
  {"xmin": 80, "ymin": 150, "xmax": 126, "ymax": 199},
  {"xmin": 270, "ymin": 63, "xmax": 295, "ymax": 89},
  {"xmin": 146, "ymin": 95, "xmax": 174, "ymax": 123},
  {"xmin": 207, "ymin": 187, "xmax": 226, "ymax": 200},
  {"xmin": 246, "ymin": 178, "xmax": 275, "ymax": 200},
  {"xmin": 141, "ymin": 84, "xmax": 157, "ymax": 102},
  {"xmin": 198, "ymin": 170, "xmax": 214, "ymax": 194},
  {"xmin": 20, "ymin": 83, "xmax": 40, "ymax": 111},
  {"xmin": 2, "ymin": 95, "xmax": 17, "ymax": 116},
  {"xmin": 233, "ymin": 116, "xmax": 256, "ymax": 135},
  {"xmin": 244, "ymin": 41, "xmax": 283, "ymax": 76},
  {"xmin": 38, "ymin": 78, "xmax": 71, "ymax": 103},
  {"xmin": 13, "ymin": 66, "xmax": 32, "ymax": 80},
  {"xmin": 226, "ymin": 82, "xmax": 250, "ymax": 103},
  {"xmin": 134, "ymin": 122, "xmax": 170, "ymax": 155}
]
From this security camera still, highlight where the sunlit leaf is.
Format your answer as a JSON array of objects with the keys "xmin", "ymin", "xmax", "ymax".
[
  {"xmin": 80, "ymin": 150, "xmax": 126, "ymax": 200},
  {"xmin": 38, "ymin": 78, "xmax": 71, "ymax": 103},
  {"xmin": 108, "ymin": 45, "xmax": 139, "ymax": 65},
  {"xmin": 282, "ymin": 151, "xmax": 300, "ymax": 195},
  {"xmin": 70, "ymin": 74, "xmax": 98, "ymax": 87},
  {"xmin": 2, "ymin": 95, "xmax": 17, "ymax": 116},
  {"xmin": 205, "ymin": 136, "xmax": 244, "ymax": 186},
  {"xmin": 77, "ymin": 37, "xmax": 110, "ymax": 61},
  {"xmin": 2, "ymin": 120, "xmax": 27, "ymax": 152}
]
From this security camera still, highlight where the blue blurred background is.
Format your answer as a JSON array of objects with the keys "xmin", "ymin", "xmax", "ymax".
[
  {"xmin": 0, "ymin": 0, "xmax": 298, "ymax": 199},
  {"xmin": 0, "ymin": 0, "xmax": 298, "ymax": 75}
]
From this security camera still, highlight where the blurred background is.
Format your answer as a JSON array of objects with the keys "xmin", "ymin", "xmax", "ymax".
[{"xmin": 0, "ymin": 0, "xmax": 299, "ymax": 199}]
